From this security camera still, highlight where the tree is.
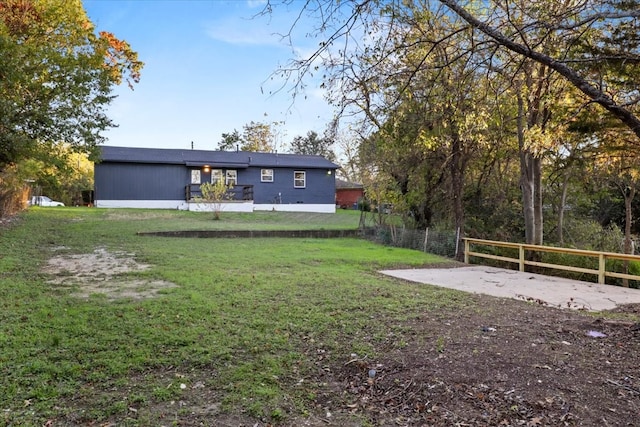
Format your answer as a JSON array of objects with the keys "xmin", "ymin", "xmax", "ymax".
[
  {"xmin": 20, "ymin": 144, "xmax": 94, "ymax": 206},
  {"xmin": 242, "ymin": 121, "xmax": 276, "ymax": 152},
  {"xmin": 218, "ymin": 129, "xmax": 242, "ymax": 151},
  {"xmin": 587, "ymin": 144, "xmax": 640, "ymax": 285},
  {"xmin": 439, "ymin": 0, "xmax": 640, "ymax": 139},
  {"xmin": 0, "ymin": 0, "xmax": 142, "ymax": 216},
  {"xmin": 334, "ymin": 128, "xmax": 361, "ymax": 182},
  {"xmin": 266, "ymin": 0, "xmax": 640, "ymax": 247},
  {"xmin": 289, "ymin": 130, "xmax": 336, "ymax": 161},
  {"xmin": 545, "ymin": 135, "xmax": 592, "ymax": 246},
  {"xmin": 218, "ymin": 121, "xmax": 278, "ymax": 152},
  {"xmin": 436, "ymin": 0, "xmax": 640, "ymax": 246},
  {"xmin": 0, "ymin": 0, "xmax": 142, "ymax": 167}
]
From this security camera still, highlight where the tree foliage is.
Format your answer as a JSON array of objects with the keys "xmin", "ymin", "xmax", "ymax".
[
  {"xmin": 266, "ymin": 0, "xmax": 640, "ymax": 247},
  {"xmin": 217, "ymin": 121, "xmax": 279, "ymax": 152},
  {"xmin": 0, "ymin": 0, "xmax": 143, "ymax": 169},
  {"xmin": 21, "ymin": 144, "xmax": 94, "ymax": 206},
  {"xmin": 289, "ymin": 130, "xmax": 336, "ymax": 161}
]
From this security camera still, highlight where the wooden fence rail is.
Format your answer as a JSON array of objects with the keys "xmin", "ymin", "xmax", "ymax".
[{"xmin": 463, "ymin": 237, "xmax": 640, "ymax": 284}]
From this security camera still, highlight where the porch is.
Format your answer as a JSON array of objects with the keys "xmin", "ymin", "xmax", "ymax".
[{"xmin": 185, "ymin": 184, "xmax": 254, "ymax": 202}]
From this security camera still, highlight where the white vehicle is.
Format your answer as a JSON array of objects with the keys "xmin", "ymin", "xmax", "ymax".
[{"xmin": 30, "ymin": 196, "xmax": 65, "ymax": 207}]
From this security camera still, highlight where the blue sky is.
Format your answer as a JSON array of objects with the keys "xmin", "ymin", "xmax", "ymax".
[{"xmin": 83, "ymin": 0, "xmax": 333, "ymax": 151}]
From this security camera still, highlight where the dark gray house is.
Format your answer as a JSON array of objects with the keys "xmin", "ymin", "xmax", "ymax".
[{"xmin": 94, "ymin": 146, "xmax": 340, "ymax": 213}]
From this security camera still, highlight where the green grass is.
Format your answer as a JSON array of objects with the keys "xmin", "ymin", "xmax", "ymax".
[
  {"xmin": 0, "ymin": 208, "xmax": 465, "ymax": 426},
  {"xmin": 101, "ymin": 207, "xmax": 367, "ymax": 231}
]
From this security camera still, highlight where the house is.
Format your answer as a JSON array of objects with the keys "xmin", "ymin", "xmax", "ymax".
[
  {"xmin": 335, "ymin": 178, "xmax": 364, "ymax": 209},
  {"xmin": 94, "ymin": 146, "xmax": 340, "ymax": 213}
]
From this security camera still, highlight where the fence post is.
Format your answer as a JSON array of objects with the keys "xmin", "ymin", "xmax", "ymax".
[
  {"xmin": 598, "ymin": 253, "xmax": 605, "ymax": 284},
  {"xmin": 519, "ymin": 245, "xmax": 525, "ymax": 272},
  {"xmin": 464, "ymin": 239, "xmax": 469, "ymax": 264}
]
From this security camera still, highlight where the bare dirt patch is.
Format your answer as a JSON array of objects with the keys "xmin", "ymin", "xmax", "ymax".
[
  {"xmin": 299, "ymin": 296, "xmax": 640, "ymax": 426},
  {"xmin": 43, "ymin": 248, "xmax": 177, "ymax": 300}
]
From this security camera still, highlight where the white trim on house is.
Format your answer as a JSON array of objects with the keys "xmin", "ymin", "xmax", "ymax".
[
  {"xmin": 95, "ymin": 200, "xmax": 336, "ymax": 213},
  {"xmin": 253, "ymin": 204, "xmax": 336, "ymax": 213},
  {"xmin": 261, "ymin": 169, "xmax": 274, "ymax": 182},
  {"xmin": 211, "ymin": 169, "xmax": 223, "ymax": 183},
  {"xmin": 294, "ymin": 171, "xmax": 306, "ymax": 188},
  {"xmin": 225, "ymin": 170, "xmax": 237, "ymax": 185},
  {"xmin": 95, "ymin": 200, "xmax": 186, "ymax": 209},
  {"xmin": 188, "ymin": 201, "xmax": 254, "ymax": 213}
]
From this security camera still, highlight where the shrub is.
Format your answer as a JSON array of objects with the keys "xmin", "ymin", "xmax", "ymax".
[{"xmin": 196, "ymin": 181, "xmax": 234, "ymax": 220}]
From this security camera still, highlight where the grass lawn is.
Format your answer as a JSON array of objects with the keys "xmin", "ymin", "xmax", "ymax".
[{"xmin": 0, "ymin": 208, "xmax": 459, "ymax": 426}]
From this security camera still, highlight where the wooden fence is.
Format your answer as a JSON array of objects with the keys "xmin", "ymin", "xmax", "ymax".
[{"xmin": 463, "ymin": 238, "xmax": 640, "ymax": 284}]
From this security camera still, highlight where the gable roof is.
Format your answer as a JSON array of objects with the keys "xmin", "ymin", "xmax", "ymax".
[
  {"xmin": 336, "ymin": 178, "xmax": 364, "ymax": 189},
  {"xmin": 98, "ymin": 146, "xmax": 340, "ymax": 170}
]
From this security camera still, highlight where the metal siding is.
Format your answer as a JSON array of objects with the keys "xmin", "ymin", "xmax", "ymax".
[
  {"xmin": 245, "ymin": 167, "xmax": 279, "ymax": 204},
  {"xmin": 95, "ymin": 163, "xmax": 187, "ymax": 200},
  {"xmin": 249, "ymin": 167, "xmax": 335, "ymax": 205}
]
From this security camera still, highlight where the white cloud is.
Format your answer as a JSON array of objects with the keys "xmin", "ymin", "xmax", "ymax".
[
  {"xmin": 246, "ymin": 0, "xmax": 267, "ymax": 8},
  {"xmin": 205, "ymin": 20, "xmax": 284, "ymax": 46},
  {"xmin": 204, "ymin": 5, "xmax": 295, "ymax": 48}
]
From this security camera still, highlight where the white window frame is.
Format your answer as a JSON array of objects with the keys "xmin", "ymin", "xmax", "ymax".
[
  {"xmin": 261, "ymin": 169, "xmax": 274, "ymax": 182},
  {"xmin": 211, "ymin": 169, "xmax": 223, "ymax": 183},
  {"xmin": 226, "ymin": 169, "xmax": 237, "ymax": 186},
  {"xmin": 294, "ymin": 171, "xmax": 306, "ymax": 188},
  {"xmin": 191, "ymin": 169, "xmax": 201, "ymax": 184}
]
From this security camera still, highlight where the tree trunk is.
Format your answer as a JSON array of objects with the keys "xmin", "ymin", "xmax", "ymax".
[
  {"xmin": 623, "ymin": 186, "xmax": 635, "ymax": 287},
  {"xmin": 520, "ymin": 152, "xmax": 536, "ymax": 245},
  {"xmin": 518, "ymin": 93, "xmax": 536, "ymax": 246},
  {"xmin": 450, "ymin": 131, "xmax": 465, "ymax": 260},
  {"xmin": 558, "ymin": 173, "xmax": 569, "ymax": 246},
  {"xmin": 533, "ymin": 155, "xmax": 543, "ymax": 246}
]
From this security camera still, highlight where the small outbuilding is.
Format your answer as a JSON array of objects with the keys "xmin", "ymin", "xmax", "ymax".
[
  {"xmin": 335, "ymin": 178, "xmax": 365, "ymax": 209},
  {"xmin": 94, "ymin": 146, "xmax": 340, "ymax": 213}
]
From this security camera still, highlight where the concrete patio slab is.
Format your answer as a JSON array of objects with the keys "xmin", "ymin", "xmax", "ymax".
[{"xmin": 380, "ymin": 265, "xmax": 640, "ymax": 311}]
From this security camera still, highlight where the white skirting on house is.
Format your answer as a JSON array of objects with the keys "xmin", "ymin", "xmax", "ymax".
[
  {"xmin": 94, "ymin": 200, "xmax": 336, "ymax": 213},
  {"xmin": 253, "ymin": 204, "xmax": 336, "ymax": 213},
  {"xmin": 187, "ymin": 201, "xmax": 254, "ymax": 213},
  {"xmin": 95, "ymin": 200, "xmax": 186, "ymax": 209}
]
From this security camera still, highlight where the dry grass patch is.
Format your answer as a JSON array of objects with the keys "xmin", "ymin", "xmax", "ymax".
[{"xmin": 43, "ymin": 247, "xmax": 177, "ymax": 300}]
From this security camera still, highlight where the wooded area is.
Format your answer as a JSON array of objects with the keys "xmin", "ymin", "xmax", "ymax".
[{"xmin": 268, "ymin": 0, "xmax": 640, "ymax": 259}]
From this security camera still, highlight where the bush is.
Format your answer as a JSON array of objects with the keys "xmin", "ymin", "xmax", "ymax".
[{"xmin": 550, "ymin": 218, "xmax": 625, "ymax": 252}]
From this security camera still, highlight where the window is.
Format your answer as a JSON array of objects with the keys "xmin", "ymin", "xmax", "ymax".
[
  {"xmin": 211, "ymin": 169, "xmax": 223, "ymax": 183},
  {"xmin": 226, "ymin": 170, "xmax": 237, "ymax": 186},
  {"xmin": 294, "ymin": 171, "xmax": 306, "ymax": 188},
  {"xmin": 191, "ymin": 169, "xmax": 201, "ymax": 184},
  {"xmin": 261, "ymin": 169, "xmax": 274, "ymax": 182}
]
